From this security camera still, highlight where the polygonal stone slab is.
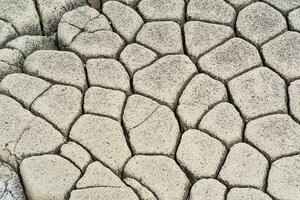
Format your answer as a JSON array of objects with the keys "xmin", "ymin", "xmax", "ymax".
[
  {"xmin": 245, "ymin": 114, "xmax": 300, "ymax": 160},
  {"xmin": 24, "ymin": 50, "xmax": 87, "ymax": 90},
  {"xmin": 177, "ymin": 74, "xmax": 227, "ymax": 129},
  {"xmin": 289, "ymin": 80, "xmax": 300, "ymax": 122},
  {"xmin": 187, "ymin": 0, "xmax": 236, "ymax": 26},
  {"xmin": 263, "ymin": 0, "xmax": 300, "ymax": 14},
  {"xmin": 136, "ymin": 21, "xmax": 183, "ymax": 55},
  {"xmin": 218, "ymin": 143, "xmax": 269, "ymax": 189},
  {"xmin": 20, "ymin": 155, "xmax": 81, "ymax": 200},
  {"xmin": 31, "ymin": 84, "xmax": 82, "ymax": 135},
  {"xmin": 267, "ymin": 155, "xmax": 300, "ymax": 200},
  {"xmin": 0, "ymin": 20, "xmax": 17, "ymax": 47},
  {"xmin": 69, "ymin": 114, "xmax": 132, "ymax": 175},
  {"xmin": 138, "ymin": 0, "xmax": 185, "ymax": 23},
  {"xmin": 228, "ymin": 67, "xmax": 287, "ymax": 120},
  {"xmin": 262, "ymin": 31, "xmax": 300, "ymax": 81},
  {"xmin": 289, "ymin": 8, "xmax": 300, "ymax": 32},
  {"xmin": 236, "ymin": 2, "xmax": 287, "ymax": 46},
  {"xmin": 189, "ymin": 179, "xmax": 227, "ymax": 200},
  {"xmin": 133, "ymin": 55, "xmax": 197, "ymax": 109},
  {"xmin": 199, "ymin": 102, "xmax": 244, "ymax": 147},
  {"xmin": 184, "ymin": 21, "xmax": 234, "ymax": 61},
  {"xmin": 198, "ymin": 38, "xmax": 262, "ymax": 81},
  {"xmin": 227, "ymin": 188, "xmax": 272, "ymax": 200},
  {"xmin": 123, "ymin": 155, "xmax": 191, "ymax": 200},
  {"xmin": 176, "ymin": 129, "xmax": 227, "ymax": 180}
]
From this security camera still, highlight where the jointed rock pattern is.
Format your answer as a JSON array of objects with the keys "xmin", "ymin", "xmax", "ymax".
[{"xmin": 0, "ymin": 0, "xmax": 299, "ymax": 200}]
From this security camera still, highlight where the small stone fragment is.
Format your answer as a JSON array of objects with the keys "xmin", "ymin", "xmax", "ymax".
[
  {"xmin": 289, "ymin": 8, "xmax": 300, "ymax": 32},
  {"xmin": 227, "ymin": 0, "xmax": 256, "ymax": 10},
  {"xmin": 289, "ymin": 80, "xmax": 300, "ymax": 122},
  {"xmin": 0, "ymin": 20, "xmax": 17, "ymax": 47},
  {"xmin": 263, "ymin": 0, "xmax": 300, "ymax": 14},
  {"xmin": 0, "ymin": 61, "xmax": 21, "ymax": 81},
  {"xmin": 189, "ymin": 179, "xmax": 227, "ymax": 200},
  {"xmin": 124, "ymin": 178, "xmax": 158, "ymax": 200},
  {"xmin": 0, "ymin": 48, "xmax": 23, "ymax": 67},
  {"xmin": 227, "ymin": 188, "xmax": 272, "ymax": 200}
]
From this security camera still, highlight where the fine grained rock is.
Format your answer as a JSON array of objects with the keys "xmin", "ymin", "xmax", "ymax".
[
  {"xmin": 0, "ymin": 48, "xmax": 23, "ymax": 67},
  {"xmin": 69, "ymin": 114, "xmax": 132, "ymax": 175},
  {"xmin": 289, "ymin": 8, "xmax": 300, "ymax": 32},
  {"xmin": 267, "ymin": 155, "xmax": 300, "ymax": 200},
  {"xmin": 245, "ymin": 114, "xmax": 300, "ymax": 160},
  {"xmin": 133, "ymin": 55, "xmax": 197, "ymax": 109},
  {"xmin": 289, "ymin": 80, "xmax": 300, "ymax": 122},
  {"xmin": 176, "ymin": 130, "xmax": 227, "ymax": 180},
  {"xmin": 177, "ymin": 74, "xmax": 227, "ymax": 129},
  {"xmin": 228, "ymin": 67, "xmax": 287, "ymax": 120},
  {"xmin": 227, "ymin": 0, "xmax": 256, "ymax": 10},
  {"xmin": 123, "ymin": 178, "xmax": 158, "ymax": 200},
  {"xmin": 20, "ymin": 155, "xmax": 81, "ymax": 200},
  {"xmin": 24, "ymin": 50, "xmax": 87, "ymax": 90},
  {"xmin": 227, "ymin": 188, "xmax": 272, "ymax": 200},
  {"xmin": 0, "ymin": 20, "xmax": 17, "ymax": 47},
  {"xmin": 0, "ymin": 162, "xmax": 26, "ymax": 200},
  {"xmin": 236, "ymin": 2, "xmax": 287, "ymax": 46},
  {"xmin": 263, "ymin": 0, "xmax": 300, "ymax": 14},
  {"xmin": 0, "ymin": 61, "xmax": 21, "ymax": 81},
  {"xmin": 218, "ymin": 143, "xmax": 269, "ymax": 189},
  {"xmin": 189, "ymin": 179, "xmax": 227, "ymax": 200},
  {"xmin": 123, "ymin": 155, "xmax": 191, "ymax": 200}
]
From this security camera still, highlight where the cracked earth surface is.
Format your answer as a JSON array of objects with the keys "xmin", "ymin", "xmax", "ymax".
[{"xmin": 0, "ymin": 0, "xmax": 300, "ymax": 200}]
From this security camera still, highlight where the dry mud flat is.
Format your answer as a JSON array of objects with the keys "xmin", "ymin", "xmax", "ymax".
[{"xmin": 0, "ymin": 0, "xmax": 300, "ymax": 200}]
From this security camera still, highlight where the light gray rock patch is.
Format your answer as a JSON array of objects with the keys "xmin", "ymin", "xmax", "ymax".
[
  {"xmin": 227, "ymin": 188, "xmax": 272, "ymax": 200},
  {"xmin": 289, "ymin": 80, "xmax": 300, "ymax": 122},
  {"xmin": 289, "ymin": 8, "xmax": 300, "ymax": 32},
  {"xmin": 0, "ymin": 20, "xmax": 17, "ymax": 47},
  {"xmin": 0, "ymin": 48, "xmax": 23, "ymax": 67},
  {"xmin": 0, "ymin": 61, "xmax": 21, "ymax": 81},
  {"xmin": 263, "ymin": 0, "xmax": 300, "ymax": 14},
  {"xmin": 124, "ymin": 178, "xmax": 158, "ymax": 200}
]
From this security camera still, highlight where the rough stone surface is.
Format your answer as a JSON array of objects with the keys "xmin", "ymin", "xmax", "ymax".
[
  {"xmin": 0, "ymin": 61, "xmax": 21, "ymax": 81},
  {"xmin": 123, "ymin": 178, "xmax": 158, "ymax": 200},
  {"xmin": 289, "ymin": 8, "xmax": 300, "ymax": 32},
  {"xmin": 0, "ymin": 20, "xmax": 17, "ymax": 47},
  {"xmin": 289, "ymin": 80, "xmax": 300, "ymax": 122},
  {"xmin": 0, "ymin": 48, "xmax": 23, "ymax": 67},
  {"xmin": 263, "ymin": 0, "xmax": 300, "ymax": 13},
  {"xmin": 189, "ymin": 179, "xmax": 227, "ymax": 200},
  {"xmin": 227, "ymin": 188, "xmax": 272, "ymax": 200},
  {"xmin": 227, "ymin": 0, "xmax": 256, "ymax": 10}
]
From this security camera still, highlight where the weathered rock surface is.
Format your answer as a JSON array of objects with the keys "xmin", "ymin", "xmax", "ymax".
[{"xmin": 189, "ymin": 179, "xmax": 227, "ymax": 200}]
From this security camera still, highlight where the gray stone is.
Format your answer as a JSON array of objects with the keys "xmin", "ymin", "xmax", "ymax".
[
  {"xmin": 86, "ymin": 59, "xmax": 130, "ymax": 93},
  {"xmin": 184, "ymin": 21, "xmax": 234, "ymax": 61},
  {"xmin": 289, "ymin": 8, "xmax": 300, "ymax": 32},
  {"xmin": 245, "ymin": 114, "xmax": 300, "ymax": 160},
  {"xmin": 227, "ymin": 188, "xmax": 272, "ymax": 200},
  {"xmin": 176, "ymin": 130, "xmax": 227, "ymax": 180},
  {"xmin": 123, "ymin": 178, "xmax": 158, "ymax": 200},
  {"xmin": 119, "ymin": 43, "xmax": 158, "ymax": 76},
  {"xmin": 236, "ymin": 2, "xmax": 287, "ymax": 46},
  {"xmin": 84, "ymin": 15, "xmax": 112, "ymax": 32},
  {"xmin": 0, "ymin": 48, "xmax": 23, "ymax": 67},
  {"xmin": 103, "ymin": 1, "xmax": 144, "ymax": 42},
  {"xmin": 69, "ymin": 114, "xmax": 132, "ymax": 175},
  {"xmin": 0, "ymin": 73, "xmax": 51, "ymax": 108},
  {"xmin": 133, "ymin": 55, "xmax": 197, "ymax": 108},
  {"xmin": 198, "ymin": 38, "xmax": 262, "ymax": 81},
  {"xmin": 138, "ymin": 0, "xmax": 185, "ymax": 23},
  {"xmin": 84, "ymin": 87, "xmax": 126, "ymax": 121},
  {"xmin": 136, "ymin": 21, "xmax": 183, "ymax": 55},
  {"xmin": 123, "ymin": 95, "xmax": 180, "ymax": 156},
  {"xmin": 0, "ymin": 162, "xmax": 25, "ymax": 200},
  {"xmin": 267, "ymin": 155, "xmax": 300, "ymax": 200},
  {"xmin": 124, "ymin": 155, "xmax": 191, "ymax": 200},
  {"xmin": 199, "ymin": 102, "xmax": 243, "ymax": 147},
  {"xmin": 177, "ymin": 74, "xmax": 227, "ymax": 129},
  {"xmin": 102, "ymin": 0, "xmax": 140, "ymax": 6},
  {"xmin": 289, "ymin": 80, "xmax": 300, "ymax": 122},
  {"xmin": 263, "ymin": 0, "xmax": 300, "ymax": 14},
  {"xmin": 218, "ymin": 143, "xmax": 269, "ymax": 189},
  {"xmin": 187, "ymin": 0, "xmax": 236, "ymax": 26},
  {"xmin": 60, "ymin": 142, "xmax": 92, "ymax": 171},
  {"xmin": 262, "ymin": 31, "xmax": 300, "ymax": 81},
  {"xmin": 31, "ymin": 84, "xmax": 82, "ymax": 135},
  {"xmin": 189, "ymin": 179, "xmax": 227, "ymax": 200},
  {"xmin": 87, "ymin": 0, "xmax": 101, "ymax": 10},
  {"xmin": 227, "ymin": 0, "xmax": 257, "ymax": 10},
  {"xmin": 0, "ymin": 20, "xmax": 17, "ymax": 47},
  {"xmin": 20, "ymin": 155, "xmax": 81, "ymax": 200},
  {"xmin": 228, "ymin": 67, "xmax": 287, "ymax": 120},
  {"xmin": 24, "ymin": 50, "xmax": 87, "ymax": 90},
  {"xmin": 0, "ymin": 61, "xmax": 21, "ymax": 81}
]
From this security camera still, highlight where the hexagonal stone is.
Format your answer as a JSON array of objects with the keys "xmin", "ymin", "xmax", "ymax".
[
  {"xmin": 123, "ymin": 178, "xmax": 158, "ymax": 200},
  {"xmin": 0, "ymin": 20, "xmax": 17, "ymax": 47},
  {"xmin": 184, "ymin": 21, "xmax": 234, "ymax": 61},
  {"xmin": 136, "ymin": 21, "xmax": 183, "ymax": 55},
  {"xmin": 198, "ymin": 38, "xmax": 262, "ymax": 81},
  {"xmin": 138, "ymin": 0, "xmax": 185, "ymax": 23},
  {"xmin": 199, "ymin": 102, "xmax": 243, "ymax": 147},
  {"xmin": 0, "ymin": 61, "xmax": 21, "ymax": 81},
  {"xmin": 176, "ymin": 130, "xmax": 227, "ymax": 180},
  {"xmin": 236, "ymin": 2, "xmax": 287, "ymax": 46},
  {"xmin": 0, "ymin": 162, "xmax": 25, "ymax": 200},
  {"xmin": 24, "ymin": 50, "xmax": 87, "ymax": 90},
  {"xmin": 0, "ymin": 0, "xmax": 41, "ymax": 35},
  {"xmin": 31, "ymin": 85, "xmax": 82, "ymax": 135},
  {"xmin": 0, "ymin": 95, "xmax": 65, "ymax": 168},
  {"xmin": 262, "ymin": 31, "xmax": 300, "ymax": 81},
  {"xmin": 60, "ymin": 142, "xmax": 92, "ymax": 171},
  {"xmin": 263, "ymin": 0, "xmax": 300, "ymax": 14},
  {"xmin": 103, "ymin": 1, "xmax": 144, "ymax": 42},
  {"xmin": 84, "ymin": 87, "xmax": 126, "ymax": 121},
  {"xmin": 227, "ymin": 188, "xmax": 272, "ymax": 200},
  {"xmin": 0, "ymin": 48, "xmax": 23, "ymax": 67},
  {"xmin": 245, "ymin": 114, "xmax": 300, "ymax": 160},
  {"xmin": 20, "ymin": 155, "xmax": 81, "ymax": 200},
  {"xmin": 69, "ymin": 114, "xmax": 132, "ymax": 174},
  {"xmin": 177, "ymin": 74, "xmax": 227, "ymax": 129},
  {"xmin": 123, "ymin": 155, "xmax": 191, "ymax": 200},
  {"xmin": 119, "ymin": 43, "xmax": 158, "ymax": 76},
  {"xmin": 123, "ymin": 95, "xmax": 180, "ymax": 156},
  {"xmin": 86, "ymin": 59, "xmax": 131, "ymax": 93},
  {"xmin": 36, "ymin": 0, "xmax": 87, "ymax": 35},
  {"xmin": 289, "ymin": 8, "xmax": 300, "ymax": 32},
  {"xmin": 187, "ymin": 0, "xmax": 236, "ymax": 26},
  {"xmin": 218, "ymin": 143, "xmax": 269, "ymax": 189},
  {"xmin": 189, "ymin": 179, "xmax": 227, "ymax": 200},
  {"xmin": 0, "ymin": 73, "xmax": 51, "ymax": 108},
  {"xmin": 228, "ymin": 67, "xmax": 287, "ymax": 120},
  {"xmin": 133, "ymin": 55, "xmax": 197, "ymax": 108},
  {"xmin": 289, "ymin": 80, "xmax": 300, "ymax": 121},
  {"xmin": 227, "ymin": 0, "xmax": 256, "ymax": 10},
  {"xmin": 267, "ymin": 155, "xmax": 300, "ymax": 200}
]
